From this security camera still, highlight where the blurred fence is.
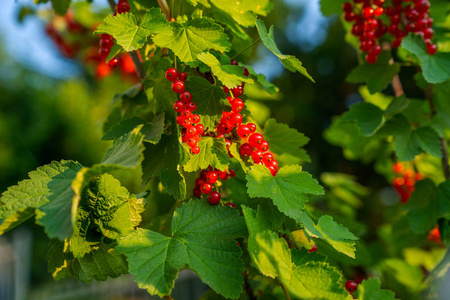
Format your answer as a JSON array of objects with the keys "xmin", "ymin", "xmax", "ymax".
[{"xmin": 0, "ymin": 229, "xmax": 209, "ymax": 300}]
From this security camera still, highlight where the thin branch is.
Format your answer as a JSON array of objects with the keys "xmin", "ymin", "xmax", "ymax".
[
  {"xmin": 382, "ymin": 42, "xmax": 404, "ymax": 97},
  {"xmin": 106, "ymin": 0, "xmax": 146, "ymax": 80},
  {"xmin": 230, "ymin": 38, "xmax": 261, "ymax": 61},
  {"xmin": 178, "ymin": 0, "xmax": 183, "ymax": 17},
  {"xmin": 280, "ymin": 281, "xmax": 291, "ymax": 300},
  {"xmin": 107, "ymin": 0, "xmax": 116, "ymax": 14},
  {"xmin": 170, "ymin": 0, "xmax": 174, "ymax": 20},
  {"xmin": 157, "ymin": 0, "xmax": 171, "ymax": 20}
]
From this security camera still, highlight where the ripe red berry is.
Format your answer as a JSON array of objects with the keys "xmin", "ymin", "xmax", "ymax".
[
  {"xmin": 365, "ymin": 53, "xmax": 378, "ymax": 64},
  {"xmin": 181, "ymin": 109, "xmax": 192, "ymax": 118},
  {"xmin": 308, "ymin": 245, "xmax": 318, "ymax": 253},
  {"xmin": 165, "ymin": 68, "xmax": 178, "ymax": 81},
  {"xmin": 237, "ymin": 124, "xmax": 251, "ymax": 139},
  {"xmin": 268, "ymin": 165, "xmax": 277, "ymax": 177},
  {"xmin": 247, "ymin": 123, "xmax": 256, "ymax": 133},
  {"xmin": 193, "ymin": 187, "xmax": 201, "ymax": 198},
  {"xmin": 229, "ymin": 113, "xmax": 243, "ymax": 127},
  {"xmin": 173, "ymin": 101, "xmax": 185, "ymax": 112},
  {"xmin": 191, "ymin": 114, "xmax": 200, "ymax": 124},
  {"xmin": 231, "ymin": 98, "xmax": 244, "ymax": 112},
  {"xmin": 239, "ymin": 143, "xmax": 254, "ymax": 157},
  {"xmin": 230, "ymin": 59, "xmax": 238, "ymax": 65},
  {"xmin": 186, "ymin": 126, "xmax": 197, "ymax": 137},
  {"xmin": 251, "ymin": 151, "xmax": 264, "ymax": 164},
  {"xmin": 242, "ymin": 66, "xmax": 249, "ymax": 77},
  {"xmin": 191, "ymin": 146, "xmax": 200, "ymax": 154},
  {"xmin": 258, "ymin": 140, "xmax": 269, "ymax": 152},
  {"xmin": 99, "ymin": 38, "xmax": 113, "ymax": 49},
  {"xmin": 186, "ymin": 137, "xmax": 197, "ymax": 147},
  {"xmin": 208, "ymin": 191, "xmax": 221, "ymax": 204},
  {"xmin": 231, "ymin": 85, "xmax": 244, "ymax": 97},
  {"xmin": 345, "ymin": 280, "xmax": 358, "ymax": 293},
  {"xmin": 195, "ymin": 124, "xmax": 204, "ymax": 134},
  {"xmin": 217, "ymin": 122, "xmax": 232, "ymax": 134},
  {"xmin": 178, "ymin": 72, "xmax": 188, "ymax": 81},
  {"xmin": 218, "ymin": 171, "xmax": 228, "ymax": 181},
  {"xmin": 180, "ymin": 91, "xmax": 192, "ymax": 102},
  {"xmin": 172, "ymin": 80, "xmax": 185, "ymax": 93},
  {"xmin": 108, "ymin": 57, "xmax": 119, "ymax": 68},
  {"xmin": 262, "ymin": 152, "xmax": 274, "ymax": 165},
  {"xmin": 186, "ymin": 102, "xmax": 197, "ymax": 112},
  {"xmin": 206, "ymin": 171, "xmax": 218, "ymax": 184},
  {"xmin": 99, "ymin": 47, "xmax": 110, "ymax": 60},
  {"xmin": 201, "ymin": 183, "xmax": 212, "ymax": 194},
  {"xmin": 248, "ymin": 133, "xmax": 264, "ymax": 147},
  {"xmin": 427, "ymin": 43, "xmax": 437, "ymax": 55},
  {"xmin": 225, "ymin": 202, "xmax": 236, "ymax": 208},
  {"xmin": 228, "ymin": 169, "xmax": 236, "ymax": 177},
  {"xmin": 116, "ymin": 1, "xmax": 130, "ymax": 14}
]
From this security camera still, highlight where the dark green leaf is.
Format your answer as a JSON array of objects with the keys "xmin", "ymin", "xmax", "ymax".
[{"xmin": 341, "ymin": 102, "xmax": 384, "ymax": 136}]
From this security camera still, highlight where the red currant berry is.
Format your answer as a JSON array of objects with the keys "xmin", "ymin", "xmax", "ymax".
[
  {"xmin": 427, "ymin": 43, "xmax": 437, "ymax": 55},
  {"xmin": 180, "ymin": 91, "xmax": 192, "ymax": 102},
  {"xmin": 342, "ymin": 2, "xmax": 353, "ymax": 13},
  {"xmin": 108, "ymin": 57, "xmax": 119, "ymax": 68},
  {"xmin": 247, "ymin": 123, "xmax": 256, "ymax": 133},
  {"xmin": 248, "ymin": 133, "xmax": 264, "ymax": 147},
  {"xmin": 191, "ymin": 114, "xmax": 200, "ymax": 124},
  {"xmin": 365, "ymin": 53, "xmax": 378, "ymax": 64},
  {"xmin": 186, "ymin": 138, "xmax": 197, "ymax": 147},
  {"xmin": 206, "ymin": 171, "xmax": 218, "ymax": 184},
  {"xmin": 268, "ymin": 165, "xmax": 277, "ymax": 176},
  {"xmin": 230, "ymin": 59, "xmax": 238, "ymax": 66},
  {"xmin": 262, "ymin": 152, "xmax": 274, "ymax": 165},
  {"xmin": 173, "ymin": 101, "xmax": 185, "ymax": 112},
  {"xmin": 239, "ymin": 143, "xmax": 254, "ymax": 157},
  {"xmin": 242, "ymin": 66, "xmax": 249, "ymax": 77},
  {"xmin": 178, "ymin": 72, "xmax": 188, "ymax": 81},
  {"xmin": 208, "ymin": 191, "xmax": 221, "ymax": 204},
  {"xmin": 186, "ymin": 126, "xmax": 197, "ymax": 137},
  {"xmin": 362, "ymin": 7, "xmax": 374, "ymax": 19},
  {"xmin": 237, "ymin": 124, "xmax": 251, "ymax": 139},
  {"xmin": 172, "ymin": 80, "xmax": 185, "ymax": 93},
  {"xmin": 229, "ymin": 112, "xmax": 243, "ymax": 127},
  {"xmin": 116, "ymin": 1, "xmax": 130, "ymax": 14},
  {"xmin": 251, "ymin": 151, "xmax": 264, "ymax": 164},
  {"xmin": 308, "ymin": 245, "xmax": 318, "ymax": 253},
  {"xmin": 218, "ymin": 171, "xmax": 228, "ymax": 181},
  {"xmin": 231, "ymin": 98, "xmax": 244, "ymax": 112},
  {"xmin": 231, "ymin": 85, "xmax": 244, "ymax": 97},
  {"xmin": 165, "ymin": 68, "xmax": 178, "ymax": 81},
  {"xmin": 223, "ymin": 86, "xmax": 229, "ymax": 93},
  {"xmin": 228, "ymin": 169, "xmax": 236, "ymax": 177},
  {"xmin": 258, "ymin": 140, "xmax": 269, "ymax": 152},
  {"xmin": 195, "ymin": 124, "xmax": 204, "ymax": 134},
  {"xmin": 217, "ymin": 122, "xmax": 232, "ymax": 134},
  {"xmin": 345, "ymin": 280, "xmax": 358, "ymax": 293},
  {"xmin": 193, "ymin": 187, "xmax": 201, "ymax": 198},
  {"xmin": 99, "ymin": 47, "xmax": 110, "ymax": 60},
  {"xmin": 181, "ymin": 109, "xmax": 192, "ymax": 118},
  {"xmin": 201, "ymin": 183, "xmax": 212, "ymax": 194},
  {"xmin": 99, "ymin": 38, "xmax": 113, "ymax": 49},
  {"xmin": 186, "ymin": 102, "xmax": 197, "ymax": 112},
  {"xmin": 191, "ymin": 146, "xmax": 200, "ymax": 154}
]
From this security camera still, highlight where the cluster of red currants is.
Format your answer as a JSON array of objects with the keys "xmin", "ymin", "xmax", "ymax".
[
  {"xmin": 44, "ymin": 12, "xmax": 85, "ymax": 58},
  {"xmin": 343, "ymin": 0, "xmax": 436, "ymax": 64},
  {"xmin": 98, "ymin": 34, "xmax": 119, "ymax": 67},
  {"xmin": 166, "ymin": 68, "xmax": 205, "ymax": 154},
  {"xmin": 392, "ymin": 162, "xmax": 423, "ymax": 203},
  {"xmin": 193, "ymin": 167, "xmax": 236, "ymax": 205}
]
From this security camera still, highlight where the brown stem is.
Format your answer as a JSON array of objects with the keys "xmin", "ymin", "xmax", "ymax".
[
  {"xmin": 106, "ymin": 0, "xmax": 146, "ymax": 80},
  {"xmin": 107, "ymin": 0, "xmax": 116, "ymax": 14},
  {"xmin": 440, "ymin": 138, "xmax": 450, "ymax": 180},
  {"xmin": 158, "ymin": 0, "xmax": 171, "ymax": 20},
  {"xmin": 382, "ymin": 42, "xmax": 404, "ymax": 97},
  {"xmin": 280, "ymin": 281, "xmax": 291, "ymax": 300}
]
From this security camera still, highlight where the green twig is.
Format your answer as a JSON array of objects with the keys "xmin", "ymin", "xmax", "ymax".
[
  {"xmin": 280, "ymin": 281, "xmax": 291, "ymax": 300},
  {"xmin": 230, "ymin": 38, "xmax": 261, "ymax": 61}
]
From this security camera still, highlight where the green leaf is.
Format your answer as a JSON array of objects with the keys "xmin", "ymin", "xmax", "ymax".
[
  {"xmin": 184, "ymin": 76, "xmax": 228, "ymax": 129},
  {"xmin": 197, "ymin": 52, "xmax": 254, "ymax": 88},
  {"xmin": 102, "ymin": 113, "xmax": 165, "ymax": 144},
  {"xmin": 298, "ymin": 213, "xmax": 358, "ymax": 258},
  {"xmin": 394, "ymin": 125, "xmax": 441, "ymax": 161},
  {"xmin": 357, "ymin": 278, "xmax": 397, "ymax": 300},
  {"xmin": 384, "ymin": 96, "xmax": 410, "ymax": 118},
  {"xmin": 262, "ymin": 118, "xmax": 310, "ymax": 164},
  {"xmin": 246, "ymin": 165, "xmax": 324, "ymax": 221},
  {"xmin": 96, "ymin": 9, "xmax": 171, "ymax": 52},
  {"xmin": 244, "ymin": 64, "xmax": 279, "ymax": 95},
  {"xmin": 47, "ymin": 240, "xmax": 128, "ymax": 283},
  {"xmin": 153, "ymin": 17, "xmax": 231, "ymax": 66},
  {"xmin": 346, "ymin": 51, "xmax": 401, "ymax": 94},
  {"xmin": 401, "ymin": 35, "xmax": 450, "ymax": 84},
  {"xmin": 254, "ymin": 231, "xmax": 350, "ymax": 300},
  {"xmin": 96, "ymin": 13, "xmax": 150, "ymax": 52},
  {"xmin": 412, "ymin": 126, "xmax": 442, "ymax": 158},
  {"xmin": 72, "ymin": 127, "xmax": 145, "ymax": 227},
  {"xmin": 51, "ymin": 0, "xmax": 71, "ymax": 15},
  {"xmin": 213, "ymin": 10, "xmax": 250, "ymax": 40},
  {"xmin": 341, "ymin": 102, "xmax": 384, "ymax": 136},
  {"xmin": 210, "ymin": 0, "xmax": 272, "ymax": 27},
  {"xmin": 405, "ymin": 178, "xmax": 450, "ymax": 234},
  {"xmin": 116, "ymin": 200, "xmax": 247, "ymax": 298},
  {"xmin": 142, "ymin": 133, "xmax": 187, "ymax": 199},
  {"xmin": 255, "ymin": 19, "xmax": 314, "ymax": 82},
  {"xmin": 319, "ymin": 0, "xmax": 347, "ymax": 16},
  {"xmin": 184, "ymin": 137, "xmax": 230, "ymax": 172},
  {"xmin": 0, "ymin": 160, "xmax": 82, "ymax": 239}
]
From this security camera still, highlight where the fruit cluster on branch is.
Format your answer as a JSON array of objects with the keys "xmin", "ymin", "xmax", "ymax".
[
  {"xmin": 392, "ymin": 162, "xmax": 424, "ymax": 203},
  {"xmin": 343, "ymin": 0, "xmax": 436, "ymax": 64}
]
